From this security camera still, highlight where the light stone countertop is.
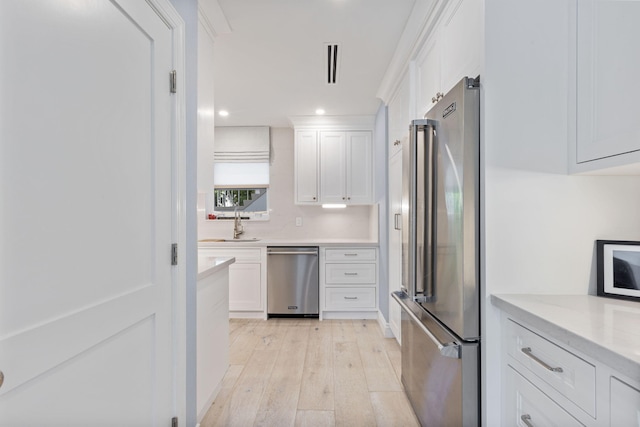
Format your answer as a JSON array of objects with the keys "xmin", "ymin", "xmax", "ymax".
[
  {"xmin": 491, "ymin": 294, "xmax": 640, "ymax": 383},
  {"xmin": 197, "ymin": 256, "xmax": 235, "ymax": 280},
  {"xmin": 197, "ymin": 238, "xmax": 379, "ymax": 248}
]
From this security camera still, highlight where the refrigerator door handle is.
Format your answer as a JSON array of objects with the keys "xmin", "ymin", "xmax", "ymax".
[
  {"xmin": 423, "ymin": 121, "xmax": 438, "ymax": 303},
  {"xmin": 394, "ymin": 213, "xmax": 401, "ymax": 230},
  {"xmin": 392, "ymin": 292, "xmax": 461, "ymax": 359}
]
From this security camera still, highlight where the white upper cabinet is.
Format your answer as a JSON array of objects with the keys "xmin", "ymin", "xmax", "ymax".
[
  {"xmin": 439, "ymin": 0, "xmax": 482, "ymax": 94},
  {"xmin": 293, "ymin": 116, "xmax": 374, "ymax": 205},
  {"xmin": 388, "ymin": 71, "xmax": 412, "ymax": 157},
  {"xmin": 319, "ymin": 132, "xmax": 347, "ymax": 203},
  {"xmin": 345, "ymin": 131, "xmax": 373, "ymax": 204},
  {"xmin": 320, "ymin": 131, "xmax": 373, "ymax": 204},
  {"xmin": 294, "ymin": 130, "xmax": 319, "ymax": 204},
  {"xmin": 415, "ymin": 0, "xmax": 482, "ymax": 117},
  {"xmin": 574, "ymin": 0, "xmax": 640, "ymax": 173}
]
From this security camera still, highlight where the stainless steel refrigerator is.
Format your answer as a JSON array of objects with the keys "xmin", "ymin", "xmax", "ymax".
[{"xmin": 392, "ymin": 76, "xmax": 480, "ymax": 426}]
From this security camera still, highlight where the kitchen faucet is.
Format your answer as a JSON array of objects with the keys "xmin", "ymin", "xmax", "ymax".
[{"xmin": 233, "ymin": 209, "xmax": 244, "ymax": 239}]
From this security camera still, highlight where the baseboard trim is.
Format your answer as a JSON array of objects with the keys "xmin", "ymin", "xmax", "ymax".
[{"xmin": 377, "ymin": 311, "xmax": 395, "ymax": 338}]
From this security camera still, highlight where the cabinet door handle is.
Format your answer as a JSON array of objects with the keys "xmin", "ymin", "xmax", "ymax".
[
  {"xmin": 344, "ymin": 272, "xmax": 358, "ymax": 276},
  {"xmin": 520, "ymin": 415, "xmax": 534, "ymax": 427},
  {"xmin": 520, "ymin": 347, "xmax": 563, "ymax": 373},
  {"xmin": 394, "ymin": 213, "xmax": 401, "ymax": 230},
  {"xmin": 344, "ymin": 296, "xmax": 358, "ymax": 300}
]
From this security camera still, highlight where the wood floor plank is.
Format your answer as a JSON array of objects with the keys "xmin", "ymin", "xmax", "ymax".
[
  {"xmin": 212, "ymin": 349, "xmax": 279, "ymax": 427},
  {"xmin": 357, "ymin": 338, "xmax": 403, "ymax": 392},
  {"xmin": 202, "ymin": 318, "xmax": 419, "ymax": 427},
  {"xmin": 332, "ymin": 340, "xmax": 377, "ymax": 427},
  {"xmin": 331, "ymin": 319, "xmax": 358, "ymax": 343},
  {"xmin": 369, "ymin": 391, "xmax": 421, "ymax": 427},
  {"xmin": 229, "ymin": 328, "xmax": 260, "ymax": 365},
  {"xmin": 199, "ymin": 364, "xmax": 244, "ymax": 427},
  {"xmin": 387, "ymin": 348, "xmax": 402, "ymax": 383},
  {"xmin": 294, "ymin": 410, "xmax": 336, "ymax": 427},
  {"xmin": 254, "ymin": 324, "xmax": 310, "ymax": 426},
  {"xmin": 298, "ymin": 321, "xmax": 334, "ymax": 410}
]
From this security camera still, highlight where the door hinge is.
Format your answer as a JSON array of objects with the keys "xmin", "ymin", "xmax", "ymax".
[
  {"xmin": 171, "ymin": 243, "xmax": 178, "ymax": 265},
  {"xmin": 171, "ymin": 417, "xmax": 178, "ymax": 427},
  {"xmin": 170, "ymin": 70, "xmax": 177, "ymax": 94}
]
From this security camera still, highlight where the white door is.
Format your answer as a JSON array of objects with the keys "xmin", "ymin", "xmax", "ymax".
[{"xmin": 0, "ymin": 1, "xmax": 180, "ymax": 425}]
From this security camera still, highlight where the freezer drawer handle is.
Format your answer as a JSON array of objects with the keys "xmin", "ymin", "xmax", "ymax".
[
  {"xmin": 520, "ymin": 347, "xmax": 563, "ymax": 373},
  {"xmin": 267, "ymin": 251, "xmax": 318, "ymax": 256},
  {"xmin": 344, "ymin": 296, "xmax": 358, "ymax": 300},
  {"xmin": 520, "ymin": 414, "xmax": 534, "ymax": 427},
  {"xmin": 391, "ymin": 292, "xmax": 460, "ymax": 359},
  {"xmin": 344, "ymin": 272, "xmax": 358, "ymax": 276}
]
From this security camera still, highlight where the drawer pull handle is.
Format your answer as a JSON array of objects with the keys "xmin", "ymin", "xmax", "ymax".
[
  {"xmin": 521, "ymin": 347, "xmax": 563, "ymax": 373},
  {"xmin": 344, "ymin": 272, "xmax": 358, "ymax": 276},
  {"xmin": 344, "ymin": 296, "xmax": 358, "ymax": 300},
  {"xmin": 520, "ymin": 414, "xmax": 534, "ymax": 427},
  {"xmin": 344, "ymin": 253, "xmax": 358, "ymax": 257}
]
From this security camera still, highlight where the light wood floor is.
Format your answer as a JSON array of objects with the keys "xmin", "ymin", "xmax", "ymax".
[{"xmin": 200, "ymin": 318, "xmax": 420, "ymax": 427}]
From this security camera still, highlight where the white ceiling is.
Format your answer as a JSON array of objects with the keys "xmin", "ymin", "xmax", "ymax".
[{"xmin": 213, "ymin": 0, "xmax": 416, "ymax": 128}]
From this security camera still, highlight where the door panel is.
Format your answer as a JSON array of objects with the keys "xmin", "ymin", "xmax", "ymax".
[{"xmin": 0, "ymin": 0, "xmax": 176, "ymax": 424}]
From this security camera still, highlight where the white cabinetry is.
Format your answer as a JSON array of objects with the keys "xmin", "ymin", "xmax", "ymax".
[
  {"xmin": 387, "ymin": 150, "xmax": 402, "ymax": 343},
  {"xmin": 293, "ymin": 123, "xmax": 374, "ymax": 205},
  {"xmin": 198, "ymin": 247, "xmax": 266, "ymax": 318},
  {"xmin": 610, "ymin": 377, "xmax": 640, "ymax": 426},
  {"xmin": 294, "ymin": 130, "xmax": 319, "ymax": 204},
  {"xmin": 320, "ymin": 131, "xmax": 373, "ymax": 204},
  {"xmin": 320, "ymin": 247, "xmax": 378, "ymax": 319},
  {"xmin": 196, "ymin": 264, "xmax": 230, "ymax": 421},
  {"xmin": 414, "ymin": 0, "xmax": 482, "ymax": 117},
  {"xmin": 387, "ymin": 73, "xmax": 411, "ymax": 158},
  {"xmin": 501, "ymin": 315, "xmax": 640, "ymax": 427},
  {"xmin": 573, "ymin": 1, "xmax": 640, "ymax": 172}
]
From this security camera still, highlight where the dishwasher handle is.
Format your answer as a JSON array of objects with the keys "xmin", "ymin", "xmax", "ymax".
[{"xmin": 267, "ymin": 250, "xmax": 318, "ymax": 256}]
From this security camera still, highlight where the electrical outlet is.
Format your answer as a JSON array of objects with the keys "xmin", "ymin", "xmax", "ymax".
[{"xmin": 295, "ymin": 217, "xmax": 303, "ymax": 227}]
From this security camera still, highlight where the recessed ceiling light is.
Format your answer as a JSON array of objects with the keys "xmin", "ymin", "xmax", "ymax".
[
  {"xmin": 315, "ymin": 108, "xmax": 325, "ymax": 115},
  {"xmin": 218, "ymin": 110, "xmax": 229, "ymax": 117}
]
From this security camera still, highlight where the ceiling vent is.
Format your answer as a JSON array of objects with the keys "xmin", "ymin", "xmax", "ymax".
[{"xmin": 324, "ymin": 43, "xmax": 340, "ymax": 85}]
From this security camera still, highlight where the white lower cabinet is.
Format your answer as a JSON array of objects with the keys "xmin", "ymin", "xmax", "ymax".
[
  {"xmin": 505, "ymin": 365, "xmax": 584, "ymax": 427},
  {"xmin": 320, "ymin": 246, "xmax": 378, "ymax": 318},
  {"xmin": 325, "ymin": 287, "xmax": 376, "ymax": 310},
  {"xmin": 501, "ymin": 315, "xmax": 640, "ymax": 427},
  {"xmin": 610, "ymin": 377, "xmax": 640, "ymax": 427},
  {"xmin": 228, "ymin": 262, "xmax": 262, "ymax": 311},
  {"xmin": 198, "ymin": 247, "xmax": 266, "ymax": 317}
]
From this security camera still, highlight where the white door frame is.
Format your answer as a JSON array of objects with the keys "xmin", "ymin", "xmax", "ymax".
[{"xmin": 147, "ymin": 0, "xmax": 189, "ymax": 423}]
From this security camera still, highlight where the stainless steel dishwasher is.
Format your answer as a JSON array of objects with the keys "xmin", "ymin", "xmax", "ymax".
[{"xmin": 267, "ymin": 247, "xmax": 319, "ymax": 317}]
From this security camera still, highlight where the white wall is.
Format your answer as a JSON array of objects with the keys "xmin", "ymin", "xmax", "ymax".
[
  {"xmin": 482, "ymin": 0, "xmax": 640, "ymax": 424},
  {"xmin": 197, "ymin": 127, "xmax": 376, "ymax": 240}
]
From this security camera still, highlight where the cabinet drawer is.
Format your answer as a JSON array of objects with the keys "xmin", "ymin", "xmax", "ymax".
[
  {"xmin": 504, "ymin": 365, "xmax": 584, "ymax": 427},
  {"xmin": 505, "ymin": 320, "xmax": 596, "ymax": 417},
  {"xmin": 325, "ymin": 287, "xmax": 376, "ymax": 309},
  {"xmin": 325, "ymin": 263, "xmax": 376, "ymax": 284},
  {"xmin": 199, "ymin": 247, "xmax": 262, "ymax": 263},
  {"xmin": 325, "ymin": 248, "xmax": 376, "ymax": 261}
]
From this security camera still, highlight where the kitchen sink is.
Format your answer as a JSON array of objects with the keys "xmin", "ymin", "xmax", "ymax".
[{"xmin": 199, "ymin": 238, "xmax": 261, "ymax": 243}]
